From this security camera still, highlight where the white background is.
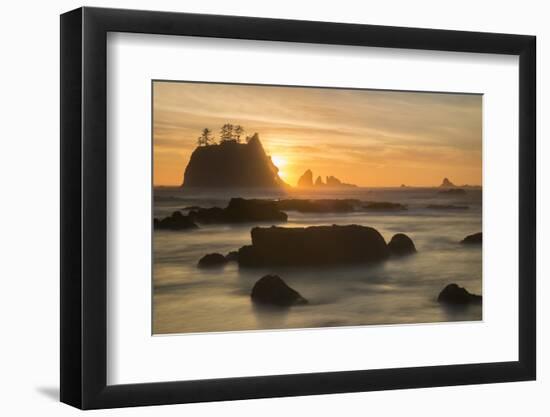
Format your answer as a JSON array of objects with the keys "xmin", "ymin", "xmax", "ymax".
[
  {"xmin": 108, "ymin": 33, "xmax": 519, "ymax": 384},
  {"xmin": 0, "ymin": 0, "xmax": 546, "ymax": 416}
]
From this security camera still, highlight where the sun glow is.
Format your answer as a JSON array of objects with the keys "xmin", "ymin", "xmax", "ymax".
[
  {"xmin": 271, "ymin": 155, "xmax": 289, "ymax": 180},
  {"xmin": 271, "ymin": 155, "xmax": 287, "ymax": 169}
]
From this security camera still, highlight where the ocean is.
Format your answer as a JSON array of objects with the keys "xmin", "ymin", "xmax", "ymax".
[{"xmin": 153, "ymin": 187, "xmax": 482, "ymax": 334}]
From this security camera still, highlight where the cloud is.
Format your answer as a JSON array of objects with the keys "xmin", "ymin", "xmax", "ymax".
[{"xmin": 153, "ymin": 81, "xmax": 482, "ymax": 186}]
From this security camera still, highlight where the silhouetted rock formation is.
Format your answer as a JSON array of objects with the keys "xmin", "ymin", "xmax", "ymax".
[
  {"xmin": 238, "ymin": 225, "xmax": 390, "ymax": 267},
  {"xmin": 297, "ymin": 169, "xmax": 313, "ymax": 187},
  {"xmin": 363, "ymin": 201, "xmax": 407, "ymax": 211},
  {"xmin": 388, "ymin": 233, "xmax": 416, "ymax": 255},
  {"xmin": 188, "ymin": 198, "xmax": 287, "ymax": 224},
  {"xmin": 438, "ymin": 188, "xmax": 466, "ymax": 195},
  {"xmin": 276, "ymin": 199, "xmax": 359, "ymax": 213},
  {"xmin": 181, "ymin": 136, "xmax": 286, "ymax": 190},
  {"xmin": 251, "ymin": 275, "xmax": 308, "ymax": 307},
  {"xmin": 154, "ymin": 211, "xmax": 198, "ymax": 230},
  {"xmin": 440, "ymin": 177, "xmax": 456, "ymax": 187},
  {"xmin": 297, "ymin": 170, "xmax": 357, "ymax": 188},
  {"xmin": 437, "ymin": 283, "xmax": 482, "ymax": 305},
  {"xmin": 225, "ymin": 251, "xmax": 239, "ymax": 262},
  {"xmin": 197, "ymin": 253, "xmax": 228, "ymax": 268},
  {"xmin": 427, "ymin": 204, "xmax": 469, "ymax": 210},
  {"xmin": 461, "ymin": 232, "xmax": 482, "ymax": 245}
]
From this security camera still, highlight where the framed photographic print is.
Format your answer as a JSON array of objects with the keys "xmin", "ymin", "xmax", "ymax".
[{"xmin": 60, "ymin": 7, "xmax": 536, "ymax": 409}]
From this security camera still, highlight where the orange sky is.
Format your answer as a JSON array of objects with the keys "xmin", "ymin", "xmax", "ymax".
[{"xmin": 153, "ymin": 81, "xmax": 482, "ymax": 187}]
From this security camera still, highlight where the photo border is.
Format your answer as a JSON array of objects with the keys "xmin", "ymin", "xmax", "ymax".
[{"xmin": 60, "ymin": 7, "xmax": 536, "ymax": 409}]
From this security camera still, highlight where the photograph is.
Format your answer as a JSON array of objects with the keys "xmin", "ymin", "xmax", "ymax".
[{"xmin": 152, "ymin": 81, "xmax": 483, "ymax": 335}]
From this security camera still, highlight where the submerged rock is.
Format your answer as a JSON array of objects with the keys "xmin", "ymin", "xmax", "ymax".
[
  {"xmin": 251, "ymin": 275, "xmax": 308, "ymax": 307},
  {"xmin": 223, "ymin": 198, "xmax": 287, "ymax": 222},
  {"xmin": 238, "ymin": 225, "xmax": 390, "ymax": 267},
  {"xmin": 437, "ymin": 283, "xmax": 482, "ymax": 305},
  {"xmin": 154, "ymin": 211, "xmax": 198, "ymax": 230},
  {"xmin": 438, "ymin": 188, "xmax": 466, "ymax": 195},
  {"xmin": 363, "ymin": 201, "xmax": 407, "ymax": 211},
  {"xmin": 225, "ymin": 251, "xmax": 239, "ymax": 262},
  {"xmin": 388, "ymin": 233, "xmax": 416, "ymax": 255},
  {"xmin": 189, "ymin": 198, "xmax": 287, "ymax": 224},
  {"xmin": 461, "ymin": 232, "xmax": 482, "ymax": 245},
  {"xmin": 197, "ymin": 253, "xmax": 228, "ymax": 268}
]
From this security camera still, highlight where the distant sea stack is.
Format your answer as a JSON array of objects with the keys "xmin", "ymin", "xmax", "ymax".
[
  {"xmin": 297, "ymin": 169, "xmax": 314, "ymax": 187},
  {"xmin": 440, "ymin": 177, "xmax": 456, "ymax": 187},
  {"xmin": 182, "ymin": 136, "xmax": 287, "ymax": 190},
  {"xmin": 297, "ymin": 170, "xmax": 357, "ymax": 188}
]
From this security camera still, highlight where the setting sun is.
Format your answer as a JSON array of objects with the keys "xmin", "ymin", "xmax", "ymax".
[{"xmin": 271, "ymin": 155, "xmax": 288, "ymax": 180}]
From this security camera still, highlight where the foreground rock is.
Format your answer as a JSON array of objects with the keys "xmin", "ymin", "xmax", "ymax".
[
  {"xmin": 238, "ymin": 225, "xmax": 390, "ymax": 267},
  {"xmin": 363, "ymin": 201, "xmax": 407, "ymax": 211},
  {"xmin": 225, "ymin": 251, "xmax": 239, "ymax": 262},
  {"xmin": 461, "ymin": 232, "xmax": 482, "ymax": 245},
  {"xmin": 251, "ymin": 275, "xmax": 308, "ymax": 307},
  {"xmin": 154, "ymin": 211, "xmax": 198, "ymax": 230},
  {"xmin": 388, "ymin": 233, "xmax": 416, "ymax": 255},
  {"xmin": 276, "ymin": 199, "xmax": 359, "ymax": 213},
  {"xmin": 189, "ymin": 198, "xmax": 287, "ymax": 223},
  {"xmin": 197, "ymin": 253, "xmax": 228, "ymax": 268},
  {"xmin": 437, "ymin": 283, "xmax": 482, "ymax": 305}
]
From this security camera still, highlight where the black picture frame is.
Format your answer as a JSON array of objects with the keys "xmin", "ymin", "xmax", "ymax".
[{"xmin": 60, "ymin": 6, "xmax": 536, "ymax": 410}]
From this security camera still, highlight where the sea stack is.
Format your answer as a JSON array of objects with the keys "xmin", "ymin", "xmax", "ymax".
[
  {"xmin": 297, "ymin": 169, "xmax": 314, "ymax": 187},
  {"xmin": 440, "ymin": 177, "xmax": 456, "ymax": 187},
  {"xmin": 181, "ymin": 135, "xmax": 287, "ymax": 190}
]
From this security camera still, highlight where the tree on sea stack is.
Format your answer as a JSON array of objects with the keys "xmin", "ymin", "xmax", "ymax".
[
  {"xmin": 219, "ymin": 123, "xmax": 235, "ymax": 143},
  {"xmin": 234, "ymin": 125, "xmax": 245, "ymax": 143},
  {"xmin": 196, "ymin": 128, "xmax": 215, "ymax": 146}
]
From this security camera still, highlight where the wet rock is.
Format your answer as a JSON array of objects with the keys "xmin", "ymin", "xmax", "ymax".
[
  {"xmin": 461, "ymin": 232, "xmax": 482, "ymax": 245},
  {"xmin": 238, "ymin": 225, "xmax": 390, "ymax": 267},
  {"xmin": 223, "ymin": 198, "xmax": 287, "ymax": 222},
  {"xmin": 251, "ymin": 275, "xmax": 308, "ymax": 307},
  {"xmin": 437, "ymin": 283, "xmax": 482, "ymax": 305},
  {"xmin": 188, "ymin": 206, "xmax": 226, "ymax": 223},
  {"xmin": 225, "ymin": 251, "xmax": 239, "ymax": 262},
  {"xmin": 363, "ymin": 201, "xmax": 407, "ymax": 211},
  {"xmin": 189, "ymin": 198, "xmax": 287, "ymax": 224},
  {"xmin": 154, "ymin": 211, "xmax": 198, "ymax": 230},
  {"xmin": 388, "ymin": 233, "xmax": 416, "ymax": 255},
  {"xmin": 197, "ymin": 253, "xmax": 228, "ymax": 268}
]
